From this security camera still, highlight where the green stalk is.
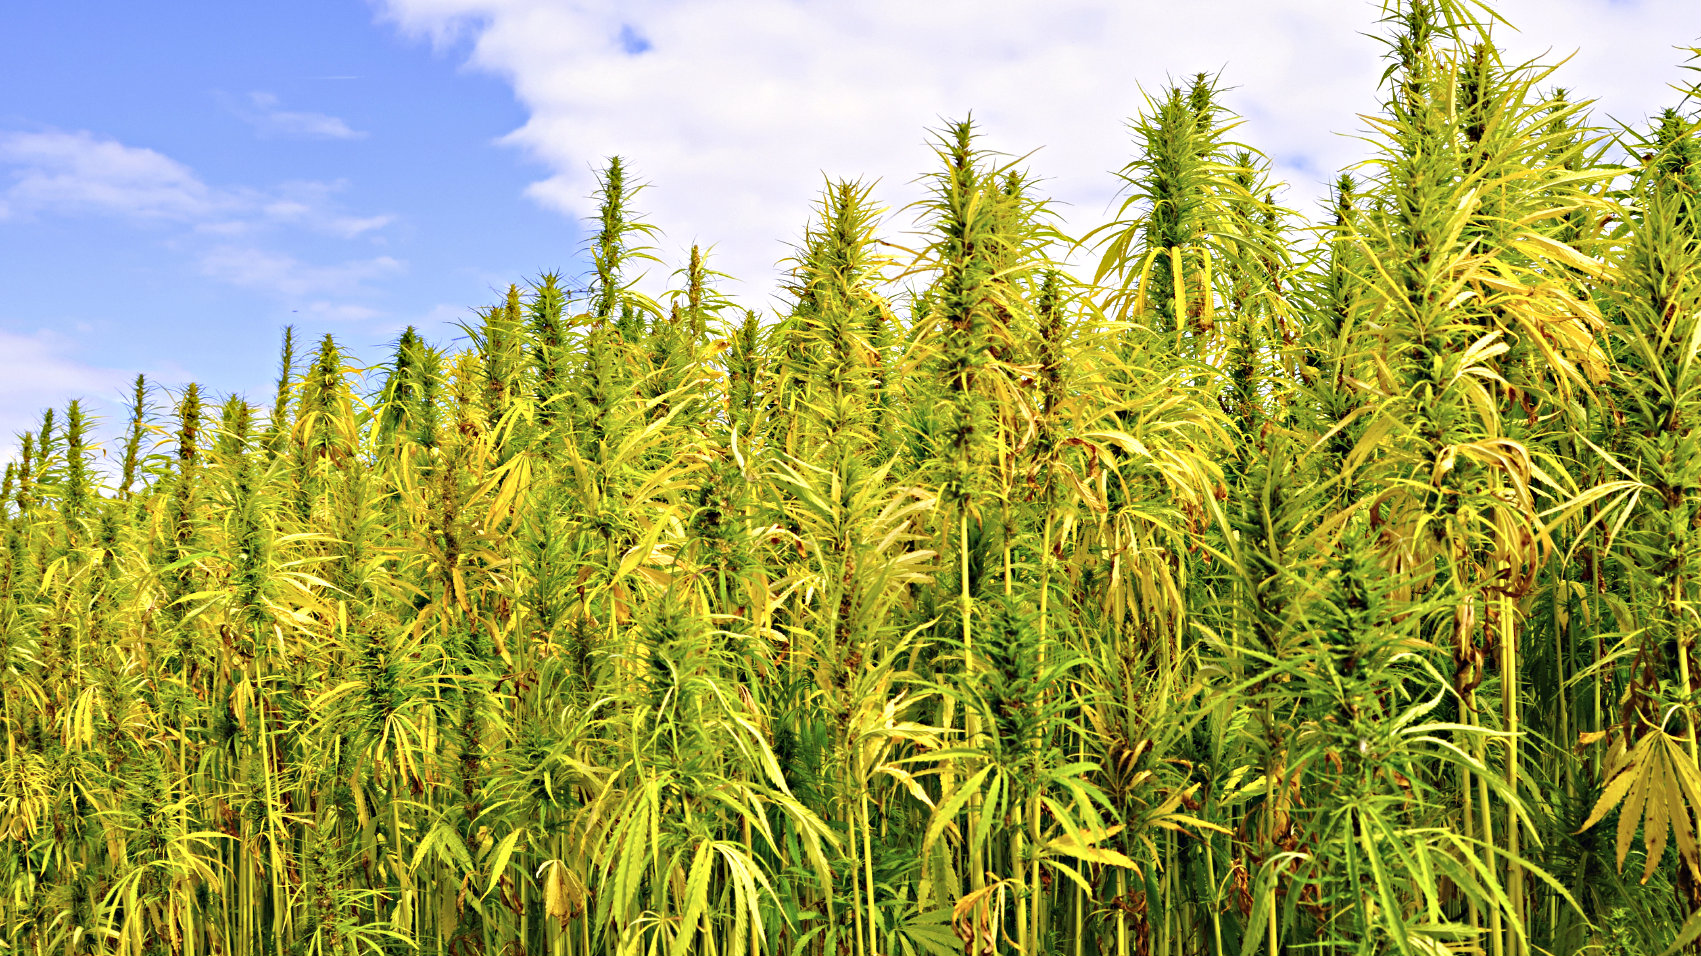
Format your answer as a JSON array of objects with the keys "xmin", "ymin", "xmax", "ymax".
[
  {"xmin": 862, "ymin": 792, "xmax": 879, "ymax": 956},
  {"xmin": 849, "ymin": 792, "xmax": 868, "ymax": 956},
  {"xmin": 1502, "ymin": 592, "xmax": 1523, "ymax": 954},
  {"xmin": 1026, "ymin": 793, "xmax": 1042, "ymax": 956},
  {"xmin": 1012, "ymin": 825, "xmax": 1027, "ymax": 954},
  {"xmin": 1116, "ymin": 869, "xmax": 1127, "ymax": 956},
  {"xmin": 1475, "ymin": 686, "xmax": 1501, "ymax": 956}
]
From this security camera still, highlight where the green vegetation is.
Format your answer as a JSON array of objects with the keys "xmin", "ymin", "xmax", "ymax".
[{"xmin": 6, "ymin": 2, "xmax": 1701, "ymax": 953}]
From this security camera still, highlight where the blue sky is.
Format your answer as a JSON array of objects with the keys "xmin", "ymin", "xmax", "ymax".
[
  {"xmin": 2, "ymin": 0, "xmax": 1696, "ymax": 455},
  {"xmin": 0, "ymin": 1, "xmax": 569, "ymax": 450}
]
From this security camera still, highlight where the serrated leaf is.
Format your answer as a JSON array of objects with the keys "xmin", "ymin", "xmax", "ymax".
[
  {"xmin": 1045, "ymin": 839, "xmax": 1140, "ymax": 869},
  {"xmin": 670, "ymin": 841, "xmax": 715, "ymax": 956},
  {"xmin": 922, "ymin": 764, "xmax": 992, "ymax": 859},
  {"xmin": 1152, "ymin": 812, "xmax": 1232, "ymax": 836},
  {"xmin": 483, "ymin": 829, "xmax": 524, "ymax": 899},
  {"xmin": 1618, "ymin": 754, "xmax": 1652, "ymax": 873},
  {"xmin": 1513, "ymin": 233, "xmax": 1613, "ymax": 281},
  {"xmin": 1580, "ymin": 734, "xmax": 1651, "ymax": 834},
  {"xmin": 1647, "ymin": 751, "xmax": 1675, "ymax": 883}
]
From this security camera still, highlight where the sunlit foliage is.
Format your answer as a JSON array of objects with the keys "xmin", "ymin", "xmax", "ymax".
[{"xmin": 5, "ymin": 3, "xmax": 1701, "ymax": 954}]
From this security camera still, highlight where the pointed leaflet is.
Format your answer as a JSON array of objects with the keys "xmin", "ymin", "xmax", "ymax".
[
  {"xmin": 1579, "ymin": 733, "xmax": 1651, "ymax": 830},
  {"xmin": 670, "ymin": 840, "xmax": 716, "ymax": 956},
  {"xmin": 483, "ymin": 828, "xmax": 525, "ymax": 899},
  {"xmin": 1616, "ymin": 750, "xmax": 1653, "ymax": 873},
  {"xmin": 922, "ymin": 764, "xmax": 994, "ymax": 859},
  {"xmin": 1645, "ymin": 751, "xmax": 1674, "ymax": 882}
]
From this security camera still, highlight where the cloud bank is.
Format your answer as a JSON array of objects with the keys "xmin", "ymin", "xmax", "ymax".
[
  {"xmin": 234, "ymin": 91, "xmax": 368, "ymax": 141},
  {"xmin": 379, "ymin": 0, "xmax": 1700, "ymax": 306}
]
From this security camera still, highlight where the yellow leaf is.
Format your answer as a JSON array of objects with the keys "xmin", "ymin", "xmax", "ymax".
[
  {"xmin": 1617, "ymin": 754, "xmax": 1652, "ymax": 873},
  {"xmin": 542, "ymin": 860, "xmax": 573, "ymax": 926},
  {"xmin": 1645, "ymin": 752, "xmax": 1673, "ymax": 882},
  {"xmin": 1513, "ymin": 233, "xmax": 1613, "ymax": 282},
  {"xmin": 1045, "ymin": 826, "xmax": 1140, "ymax": 869},
  {"xmin": 1580, "ymin": 733, "xmax": 1652, "ymax": 834},
  {"xmin": 1152, "ymin": 812, "xmax": 1233, "ymax": 836}
]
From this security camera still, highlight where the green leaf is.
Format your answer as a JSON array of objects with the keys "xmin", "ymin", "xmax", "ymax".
[
  {"xmin": 1660, "ymin": 905, "xmax": 1701, "ymax": 956},
  {"xmin": 670, "ymin": 841, "xmax": 715, "ymax": 956},
  {"xmin": 483, "ymin": 828, "xmax": 525, "ymax": 899},
  {"xmin": 922, "ymin": 764, "xmax": 993, "ymax": 859}
]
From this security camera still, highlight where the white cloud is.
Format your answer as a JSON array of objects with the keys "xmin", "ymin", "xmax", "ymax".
[
  {"xmin": 0, "ymin": 329, "xmax": 130, "ymax": 400},
  {"xmin": 378, "ymin": 0, "xmax": 1699, "ymax": 305},
  {"xmin": 325, "ymin": 214, "xmax": 396, "ymax": 238},
  {"xmin": 304, "ymin": 300, "xmax": 386, "ymax": 321},
  {"xmin": 199, "ymin": 246, "xmax": 405, "ymax": 298},
  {"xmin": 260, "ymin": 185, "xmax": 395, "ymax": 237},
  {"xmin": 0, "ymin": 329, "xmax": 133, "ymax": 461},
  {"xmin": 0, "ymin": 128, "xmax": 392, "ymax": 239},
  {"xmin": 234, "ymin": 91, "xmax": 367, "ymax": 140},
  {"xmin": 0, "ymin": 128, "xmax": 405, "ymax": 316},
  {"xmin": 0, "ymin": 129, "xmax": 228, "ymax": 221}
]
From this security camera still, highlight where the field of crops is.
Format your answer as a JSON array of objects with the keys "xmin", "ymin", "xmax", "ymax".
[{"xmin": 5, "ymin": 1, "xmax": 1701, "ymax": 953}]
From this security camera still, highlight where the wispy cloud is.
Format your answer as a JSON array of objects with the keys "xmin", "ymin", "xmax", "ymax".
[
  {"xmin": 379, "ymin": 0, "xmax": 1700, "ymax": 303},
  {"xmin": 0, "ymin": 128, "xmax": 391, "ymax": 238},
  {"xmin": 232, "ymin": 91, "xmax": 367, "ymax": 140},
  {"xmin": 259, "ymin": 183, "xmax": 395, "ymax": 238},
  {"xmin": 199, "ymin": 246, "xmax": 404, "ymax": 298},
  {"xmin": 0, "ymin": 328, "xmax": 133, "ymax": 457},
  {"xmin": 303, "ymin": 301, "xmax": 386, "ymax": 322},
  {"xmin": 0, "ymin": 129, "xmax": 227, "ymax": 221},
  {"xmin": 0, "ymin": 128, "xmax": 405, "ymax": 314},
  {"xmin": 0, "ymin": 328, "xmax": 131, "ymax": 402}
]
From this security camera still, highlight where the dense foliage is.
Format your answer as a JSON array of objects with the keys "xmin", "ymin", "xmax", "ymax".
[{"xmin": 6, "ymin": 2, "xmax": 1701, "ymax": 953}]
